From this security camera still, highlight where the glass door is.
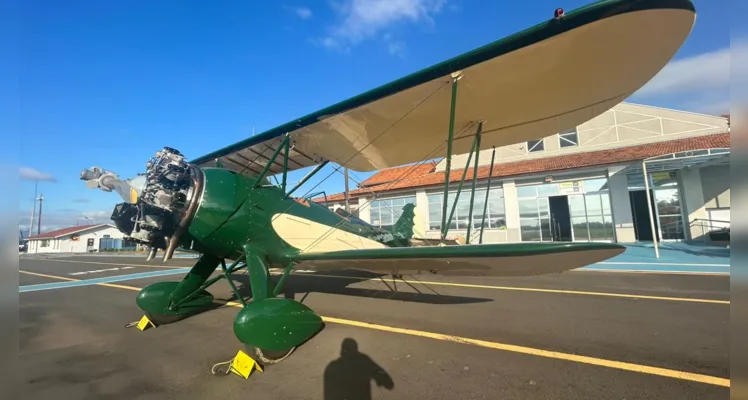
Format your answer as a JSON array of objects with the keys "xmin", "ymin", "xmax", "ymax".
[
  {"xmin": 566, "ymin": 193, "xmax": 615, "ymax": 242},
  {"xmin": 653, "ymin": 187, "xmax": 685, "ymax": 240},
  {"xmin": 568, "ymin": 194, "xmax": 589, "ymax": 241},
  {"xmin": 649, "ymin": 171, "xmax": 686, "ymax": 241},
  {"xmin": 518, "ymin": 197, "xmax": 551, "ymax": 241}
]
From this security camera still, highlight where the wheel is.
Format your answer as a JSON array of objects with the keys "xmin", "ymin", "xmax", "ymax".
[{"xmin": 246, "ymin": 344, "xmax": 297, "ymax": 365}]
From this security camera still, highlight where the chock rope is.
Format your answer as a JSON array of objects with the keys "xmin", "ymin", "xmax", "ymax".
[
  {"xmin": 211, "ymin": 358, "xmax": 235, "ymax": 376},
  {"xmin": 124, "ymin": 321, "xmax": 139, "ymax": 328}
]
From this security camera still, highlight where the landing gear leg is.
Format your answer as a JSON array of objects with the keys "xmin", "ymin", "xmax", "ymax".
[
  {"xmin": 135, "ymin": 254, "xmax": 219, "ymax": 325},
  {"xmin": 233, "ymin": 245, "xmax": 323, "ymax": 364}
]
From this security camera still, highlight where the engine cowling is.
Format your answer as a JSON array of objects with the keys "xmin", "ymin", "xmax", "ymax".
[{"xmin": 107, "ymin": 147, "xmax": 204, "ymax": 262}]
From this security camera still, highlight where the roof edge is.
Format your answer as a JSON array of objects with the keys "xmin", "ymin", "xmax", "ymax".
[
  {"xmin": 319, "ymin": 131, "xmax": 729, "ymax": 199},
  {"xmin": 27, "ymin": 224, "xmax": 115, "ymax": 240}
]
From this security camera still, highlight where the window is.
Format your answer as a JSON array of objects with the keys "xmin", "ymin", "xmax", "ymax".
[
  {"xmin": 559, "ymin": 128, "xmax": 578, "ymax": 148},
  {"xmin": 428, "ymin": 187, "xmax": 506, "ymax": 231},
  {"xmin": 584, "ymin": 193, "xmax": 615, "ymax": 241},
  {"xmin": 517, "ymin": 178, "xmax": 614, "ymax": 242},
  {"xmin": 40, "ymin": 240, "xmax": 49, "ymax": 247},
  {"xmin": 527, "ymin": 139, "xmax": 544, "ymax": 153},
  {"xmin": 518, "ymin": 198, "xmax": 551, "ymax": 241},
  {"xmin": 369, "ymin": 196, "xmax": 416, "ymax": 227},
  {"xmin": 655, "ymin": 187, "xmax": 684, "ymax": 240}
]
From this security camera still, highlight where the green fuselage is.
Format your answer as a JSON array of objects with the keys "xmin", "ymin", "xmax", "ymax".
[{"xmin": 182, "ymin": 167, "xmax": 409, "ymax": 266}]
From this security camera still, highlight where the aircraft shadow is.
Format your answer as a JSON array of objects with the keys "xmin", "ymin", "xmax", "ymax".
[
  {"xmin": 323, "ymin": 338, "xmax": 394, "ymax": 400},
  {"xmin": 225, "ymin": 270, "xmax": 493, "ymax": 305}
]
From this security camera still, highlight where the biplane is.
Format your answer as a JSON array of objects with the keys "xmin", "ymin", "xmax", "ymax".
[{"xmin": 80, "ymin": 0, "xmax": 695, "ymax": 364}]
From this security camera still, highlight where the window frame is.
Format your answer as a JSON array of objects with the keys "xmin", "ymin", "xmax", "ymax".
[
  {"xmin": 527, "ymin": 139, "xmax": 544, "ymax": 153},
  {"xmin": 558, "ymin": 128, "xmax": 578, "ymax": 148},
  {"xmin": 427, "ymin": 186, "xmax": 506, "ymax": 232},
  {"xmin": 368, "ymin": 195, "xmax": 417, "ymax": 228}
]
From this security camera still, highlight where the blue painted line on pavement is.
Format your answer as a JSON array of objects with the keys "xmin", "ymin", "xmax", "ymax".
[
  {"xmin": 580, "ymin": 263, "xmax": 729, "ymax": 274},
  {"xmin": 598, "ymin": 261, "xmax": 729, "ymax": 267},
  {"xmin": 20, "ymin": 268, "xmax": 190, "ymax": 293}
]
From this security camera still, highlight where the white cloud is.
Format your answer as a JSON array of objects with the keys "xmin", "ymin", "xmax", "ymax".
[
  {"xmin": 387, "ymin": 41, "xmax": 406, "ymax": 57},
  {"xmin": 635, "ymin": 47, "xmax": 730, "ymax": 97},
  {"xmin": 19, "ymin": 167, "xmax": 56, "ymax": 182},
  {"xmin": 319, "ymin": 0, "xmax": 447, "ymax": 52},
  {"xmin": 635, "ymin": 39, "xmax": 748, "ymax": 99},
  {"xmin": 383, "ymin": 32, "xmax": 406, "ymax": 57},
  {"xmin": 287, "ymin": 5, "xmax": 313, "ymax": 20},
  {"xmin": 627, "ymin": 39, "xmax": 748, "ymax": 115}
]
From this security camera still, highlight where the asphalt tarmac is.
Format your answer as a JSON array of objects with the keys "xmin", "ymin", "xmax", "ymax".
[{"xmin": 19, "ymin": 255, "xmax": 729, "ymax": 399}]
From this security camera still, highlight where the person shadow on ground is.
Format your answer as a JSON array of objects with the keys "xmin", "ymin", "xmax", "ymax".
[{"xmin": 324, "ymin": 338, "xmax": 394, "ymax": 400}]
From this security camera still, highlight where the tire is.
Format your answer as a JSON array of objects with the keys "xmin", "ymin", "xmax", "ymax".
[
  {"xmin": 145, "ymin": 312, "xmax": 188, "ymax": 326},
  {"xmin": 246, "ymin": 345, "xmax": 297, "ymax": 365}
]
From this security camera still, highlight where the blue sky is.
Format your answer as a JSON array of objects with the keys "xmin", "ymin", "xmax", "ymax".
[{"xmin": 12, "ymin": 0, "xmax": 734, "ymax": 233}]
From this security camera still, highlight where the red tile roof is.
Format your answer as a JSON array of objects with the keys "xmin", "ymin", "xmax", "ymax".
[
  {"xmin": 360, "ymin": 161, "xmax": 438, "ymax": 187},
  {"xmin": 315, "ymin": 133, "xmax": 729, "ymax": 202},
  {"xmin": 28, "ymin": 224, "xmax": 109, "ymax": 240},
  {"xmin": 317, "ymin": 189, "xmax": 371, "ymax": 202}
]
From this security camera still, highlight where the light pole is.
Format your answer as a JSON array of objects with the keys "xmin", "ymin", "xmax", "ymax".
[
  {"xmin": 28, "ymin": 181, "xmax": 38, "ymax": 238},
  {"xmin": 37, "ymin": 194, "xmax": 43, "ymax": 235}
]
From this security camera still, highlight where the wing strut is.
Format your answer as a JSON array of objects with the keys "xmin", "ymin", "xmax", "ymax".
[
  {"xmin": 441, "ymin": 121, "xmax": 482, "ymax": 240},
  {"xmin": 253, "ymin": 134, "xmax": 290, "ymax": 188},
  {"xmin": 440, "ymin": 72, "xmax": 462, "ymax": 236},
  {"xmin": 465, "ymin": 121, "xmax": 484, "ymax": 244},
  {"xmin": 478, "ymin": 146, "xmax": 497, "ymax": 244},
  {"xmin": 284, "ymin": 160, "xmax": 330, "ymax": 199}
]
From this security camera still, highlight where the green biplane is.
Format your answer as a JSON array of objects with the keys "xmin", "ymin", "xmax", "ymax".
[{"xmin": 80, "ymin": 0, "xmax": 695, "ymax": 364}]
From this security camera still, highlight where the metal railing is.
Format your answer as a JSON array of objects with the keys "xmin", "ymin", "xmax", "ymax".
[{"xmin": 655, "ymin": 217, "xmax": 730, "ymax": 243}]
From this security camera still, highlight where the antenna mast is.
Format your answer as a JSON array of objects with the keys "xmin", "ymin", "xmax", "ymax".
[
  {"xmin": 37, "ymin": 194, "xmax": 44, "ymax": 235},
  {"xmin": 28, "ymin": 181, "xmax": 38, "ymax": 237}
]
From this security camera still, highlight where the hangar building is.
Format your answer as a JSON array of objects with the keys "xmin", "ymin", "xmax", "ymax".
[
  {"xmin": 318, "ymin": 102, "xmax": 730, "ymax": 245},
  {"xmin": 26, "ymin": 224, "xmax": 128, "ymax": 254}
]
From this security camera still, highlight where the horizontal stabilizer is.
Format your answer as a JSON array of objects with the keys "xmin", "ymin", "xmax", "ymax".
[{"xmin": 293, "ymin": 242, "xmax": 625, "ymax": 277}]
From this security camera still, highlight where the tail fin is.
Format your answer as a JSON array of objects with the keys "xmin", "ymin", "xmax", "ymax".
[{"xmin": 384, "ymin": 203, "xmax": 416, "ymax": 246}]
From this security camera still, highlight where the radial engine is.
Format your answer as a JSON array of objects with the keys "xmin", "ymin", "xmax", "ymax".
[{"xmin": 80, "ymin": 147, "xmax": 203, "ymax": 262}]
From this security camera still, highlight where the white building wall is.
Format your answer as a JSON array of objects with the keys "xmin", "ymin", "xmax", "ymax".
[
  {"xmin": 414, "ymin": 190, "xmax": 430, "ymax": 238},
  {"xmin": 698, "ymin": 164, "xmax": 730, "ymax": 234},
  {"xmin": 437, "ymin": 103, "xmax": 728, "ymax": 172},
  {"xmin": 502, "ymin": 181, "xmax": 521, "ymax": 243},
  {"xmin": 357, "ymin": 197, "xmax": 371, "ymax": 224},
  {"xmin": 607, "ymin": 166, "xmax": 636, "ymax": 242},
  {"xmin": 699, "ymin": 165, "xmax": 730, "ymax": 209},
  {"xmin": 29, "ymin": 226, "xmax": 125, "ymax": 254},
  {"xmin": 27, "ymin": 239, "xmax": 60, "ymax": 254}
]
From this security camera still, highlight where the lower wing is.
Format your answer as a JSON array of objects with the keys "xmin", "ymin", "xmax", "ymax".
[{"xmin": 292, "ymin": 242, "xmax": 625, "ymax": 277}]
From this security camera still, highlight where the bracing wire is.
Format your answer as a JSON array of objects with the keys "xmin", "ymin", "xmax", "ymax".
[
  {"xmin": 299, "ymin": 121, "xmax": 480, "ymax": 253},
  {"xmin": 255, "ymin": 79, "xmax": 452, "ymax": 234},
  {"xmin": 323, "ymin": 81, "xmax": 487, "ymax": 242},
  {"xmin": 300, "ymin": 145, "xmax": 449, "ymax": 253}
]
